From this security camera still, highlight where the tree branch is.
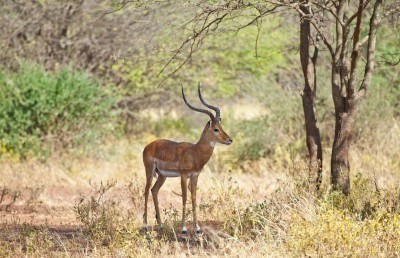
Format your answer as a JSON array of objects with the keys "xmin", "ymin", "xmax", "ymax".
[
  {"xmin": 156, "ymin": 12, "xmax": 229, "ymax": 85},
  {"xmin": 295, "ymin": 6, "xmax": 334, "ymax": 57},
  {"xmin": 156, "ymin": 1, "xmax": 280, "ymax": 85},
  {"xmin": 348, "ymin": 0, "xmax": 364, "ymax": 99},
  {"xmin": 310, "ymin": 0, "xmax": 344, "ymax": 27},
  {"xmin": 357, "ymin": 0, "xmax": 382, "ymax": 100},
  {"xmin": 331, "ymin": 0, "xmax": 347, "ymax": 113},
  {"xmin": 344, "ymin": 0, "xmax": 370, "ymax": 28}
]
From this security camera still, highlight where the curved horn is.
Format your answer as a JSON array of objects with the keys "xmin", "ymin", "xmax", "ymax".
[
  {"xmin": 198, "ymin": 82, "xmax": 221, "ymax": 121},
  {"xmin": 182, "ymin": 86, "xmax": 215, "ymax": 120}
]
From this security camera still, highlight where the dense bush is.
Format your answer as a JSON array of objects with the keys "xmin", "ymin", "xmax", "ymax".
[
  {"xmin": 229, "ymin": 80, "xmax": 306, "ymax": 166},
  {"xmin": 0, "ymin": 62, "xmax": 117, "ymax": 159}
]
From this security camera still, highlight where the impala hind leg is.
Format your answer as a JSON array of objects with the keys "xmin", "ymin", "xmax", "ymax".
[
  {"xmin": 143, "ymin": 168, "xmax": 154, "ymax": 230},
  {"xmin": 181, "ymin": 175, "xmax": 189, "ymax": 234},
  {"xmin": 190, "ymin": 175, "xmax": 201, "ymax": 233},
  {"xmin": 152, "ymin": 174, "xmax": 167, "ymax": 225}
]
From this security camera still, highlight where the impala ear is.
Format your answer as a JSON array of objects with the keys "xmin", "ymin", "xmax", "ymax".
[{"xmin": 209, "ymin": 120, "xmax": 212, "ymax": 127}]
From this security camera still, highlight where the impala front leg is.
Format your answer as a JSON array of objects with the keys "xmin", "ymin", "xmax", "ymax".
[
  {"xmin": 151, "ymin": 174, "xmax": 167, "ymax": 226},
  {"xmin": 181, "ymin": 174, "xmax": 189, "ymax": 234},
  {"xmin": 190, "ymin": 174, "xmax": 201, "ymax": 233}
]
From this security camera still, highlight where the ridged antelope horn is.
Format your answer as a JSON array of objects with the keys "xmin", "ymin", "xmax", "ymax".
[
  {"xmin": 197, "ymin": 82, "xmax": 221, "ymax": 121},
  {"xmin": 182, "ymin": 85, "xmax": 215, "ymax": 120}
]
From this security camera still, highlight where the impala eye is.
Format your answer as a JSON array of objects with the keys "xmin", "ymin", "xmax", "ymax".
[{"xmin": 213, "ymin": 128, "xmax": 220, "ymax": 133}]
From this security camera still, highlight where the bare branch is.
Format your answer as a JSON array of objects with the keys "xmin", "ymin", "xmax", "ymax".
[
  {"xmin": 254, "ymin": 18, "xmax": 264, "ymax": 69},
  {"xmin": 344, "ymin": 0, "xmax": 370, "ymax": 28},
  {"xmin": 331, "ymin": 0, "xmax": 347, "ymax": 113},
  {"xmin": 348, "ymin": 0, "xmax": 364, "ymax": 99},
  {"xmin": 357, "ymin": 0, "xmax": 383, "ymax": 100},
  {"xmin": 335, "ymin": 0, "xmax": 347, "ymax": 58},
  {"xmin": 377, "ymin": 52, "xmax": 400, "ymax": 66},
  {"xmin": 312, "ymin": 34, "xmax": 320, "ymax": 65},
  {"xmin": 237, "ymin": 5, "xmax": 280, "ymax": 31},
  {"xmin": 295, "ymin": 6, "xmax": 334, "ymax": 57},
  {"xmin": 310, "ymin": 0, "xmax": 344, "ymax": 27},
  {"xmin": 358, "ymin": 35, "xmax": 369, "ymax": 47},
  {"xmin": 384, "ymin": 4, "xmax": 400, "ymax": 17},
  {"xmin": 156, "ymin": 1, "xmax": 281, "ymax": 85},
  {"xmin": 93, "ymin": 0, "xmax": 140, "ymax": 22},
  {"xmin": 157, "ymin": 12, "xmax": 229, "ymax": 84}
]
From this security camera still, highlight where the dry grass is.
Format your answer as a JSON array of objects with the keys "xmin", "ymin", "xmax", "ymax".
[
  {"xmin": 0, "ymin": 108, "xmax": 399, "ymax": 256},
  {"xmin": 0, "ymin": 141, "xmax": 398, "ymax": 257}
]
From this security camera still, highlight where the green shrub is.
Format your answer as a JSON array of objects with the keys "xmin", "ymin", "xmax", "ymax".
[
  {"xmin": 0, "ymin": 62, "xmax": 117, "ymax": 159},
  {"xmin": 74, "ymin": 181, "xmax": 122, "ymax": 246},
  {"xmin": 151, "ymin": 118, "xmax": 193, "ymax": 138},
  {"xmin": 231, "ymin": 82, "xmax": 306, "ymax": 166}
]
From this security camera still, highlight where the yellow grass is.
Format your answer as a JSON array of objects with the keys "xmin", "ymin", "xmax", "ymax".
[{"xmin": 1, "ymin": 122, "xmax": 399, "ymax": 257}]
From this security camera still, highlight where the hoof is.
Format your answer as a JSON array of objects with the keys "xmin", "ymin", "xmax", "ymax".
[
  {"xmin": 140, "ymin": 225, "xmax": 149, "ymax": 234},
  {"xmin": 181, "ymin": 226, "xmax": 188, "ymax": 234},
  {"xmin": 195, "ymin": 226, "xmax": 202, "ymax": 234}
]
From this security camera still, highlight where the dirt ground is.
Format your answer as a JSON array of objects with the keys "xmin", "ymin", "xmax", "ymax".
[{"xmin": 0, "ymin": 167, "xmax": 281, "ymax": 234}]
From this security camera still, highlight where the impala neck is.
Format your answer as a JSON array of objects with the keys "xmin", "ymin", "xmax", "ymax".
[{"xmin": 195, "ymin": 122, "xmax": 215, "ymax": 156}]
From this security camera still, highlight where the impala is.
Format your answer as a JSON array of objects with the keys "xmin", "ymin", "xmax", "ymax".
[{"xmin": 142, "ymin": 83, "xmax": 233, "ymax": 234}]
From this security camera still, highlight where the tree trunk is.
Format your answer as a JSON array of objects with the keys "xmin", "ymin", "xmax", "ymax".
[
  {"xmin": 299, "ymin": 3, "xmax": 323, "ymax": 190},
  {"xmin": 330, "ymin": 57, "xmax": 359, "ymax": 195},
  {"xmin": 329, "ymin": 0, "xmax": 381, "ymax": 195},
  {"xmin": 331, "ymin": 104, "xmax": 357, "ymax": 195}
]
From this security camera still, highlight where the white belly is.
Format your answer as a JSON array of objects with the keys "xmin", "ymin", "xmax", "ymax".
[{"xmin": 158, "ymin": 170, "xmax": 180, "ymax": 177}]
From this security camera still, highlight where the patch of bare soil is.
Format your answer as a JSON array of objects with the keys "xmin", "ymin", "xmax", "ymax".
[
  {"xmin": 0, "ymin": 183, "xmax": 179, "ymax": 231},
  {"xmin": 0, "ymin": 186, "xmax": 81, "ymax": 231}
]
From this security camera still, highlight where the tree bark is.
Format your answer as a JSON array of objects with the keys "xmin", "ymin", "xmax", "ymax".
[
  {"xmin": 330, "ymin": 0, "xmax": 354, "ymax": 195},
  {"xmin": 331, "ymin": 103, "xmax": 358, "ymax": 195},
  {"xmin": 299, "ymin": 3, "xmax": 323, "ymax": 190},
  {"xmin": 330, "ymin": 0, "xmax": 382, "ymax": 195}
]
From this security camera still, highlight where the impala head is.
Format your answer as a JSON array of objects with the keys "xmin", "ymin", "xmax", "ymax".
[{"xmin": 182, "ymin": 83, "xmax": 233, "ymax": 146}]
